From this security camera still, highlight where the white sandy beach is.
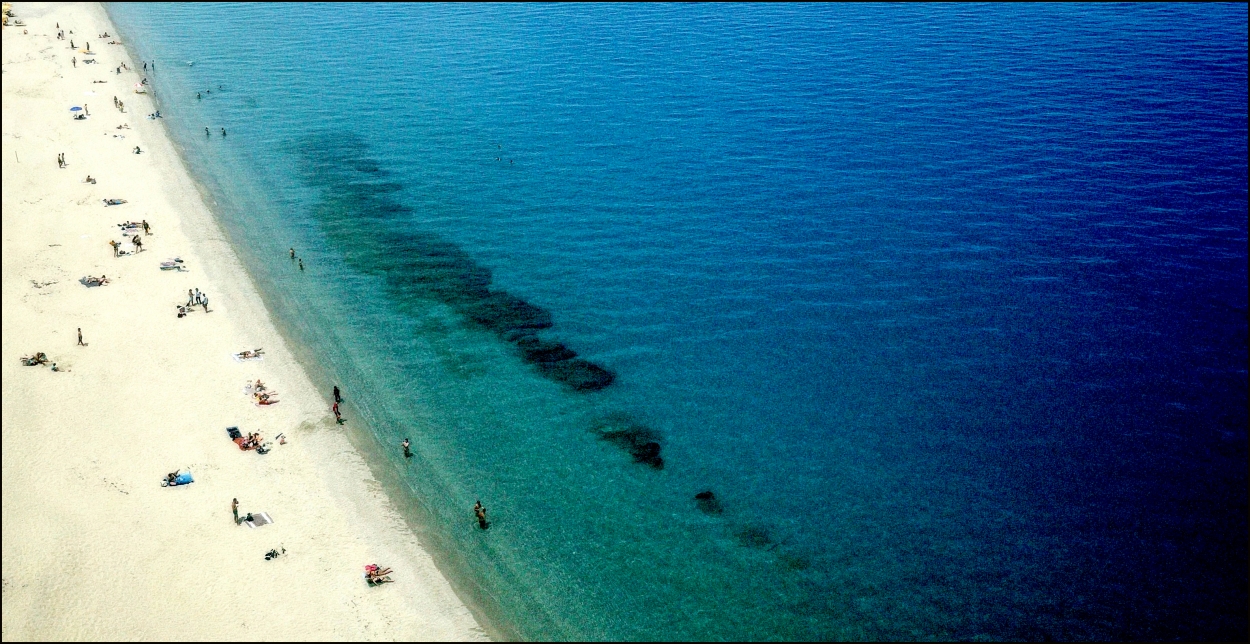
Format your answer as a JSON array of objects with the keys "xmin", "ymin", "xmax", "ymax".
[{"xmin": 1, "ymin": 3, "xmax": 486, "ymax": 640}]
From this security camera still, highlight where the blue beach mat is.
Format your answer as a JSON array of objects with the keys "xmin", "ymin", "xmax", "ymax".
[{"xmin": 161, "ymin": 472, "xmax": 194, "ymax": 487}]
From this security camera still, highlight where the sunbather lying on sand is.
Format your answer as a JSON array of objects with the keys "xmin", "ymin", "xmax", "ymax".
[
  {"xmin": 365, "ymin": 564, "xmax": 394, "ymax": 585},
  {"xmin": 236, "ymin": 348, "xmax": 265, "ymax": 360},
  {"xmin": 103, "ymin": 198, "xmax": 127, "ymax": 206},
  {"xmin": 20, "ymin": 352, "xmax": 49, "ymax": 366},
  {"xmin": 254, "ymin": 392, "xmax": 279, "ymax": 405},
  {"xmin": 82, "ymin": 275, "xmax": 110, "ymax": 286}
]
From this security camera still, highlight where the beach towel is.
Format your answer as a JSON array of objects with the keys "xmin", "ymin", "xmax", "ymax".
[
  {"xmin": 226, "ymin": 426, "xmax": 242, "ymax": 440},
  {"xmin": 245, "ymin": 512, "xmax": 273, "ymax": 529}
]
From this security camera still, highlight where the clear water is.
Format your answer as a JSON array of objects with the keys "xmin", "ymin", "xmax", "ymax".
[{"xmin": 107, "ymin": 4, "xmax": 1247, "ymax": 640}]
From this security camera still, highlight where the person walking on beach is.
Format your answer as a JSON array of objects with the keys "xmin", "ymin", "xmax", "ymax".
[
  {"xmin": 110, "ymin": 240, "xmax": 119, "ymax": 257},
  {"xmin": 194, "ymin": 288, "xmax": 201, "ymax": 305},
  {"xmin": 77, "ymin": 328, "xmax": 86, "ymax": 346},
  {"xmin": 201, "ymin": 294, "xmax": 209, "ymax": 313},
  {"xmin": 232, "ymin": 498, "xmax": 240, "ymax": 525},
  {"xmin": 401, "ymin": 438, "xmax": 412, "ymax": 459},
  {"xmin": 72, "ymin": 56, "xmax": 76, "ymax": 68},
  {"xmin": 142, "ymin": 220, "xmax": 151, "ymax": 235},
  {"xmin": 83, "ymin": 104, "xmax": 88, "ymax": 116},
  {"xmin": 333, "ymin": 385, "xmax": 341, "ymax": 403},
  {"xmin": 474, "ymin": 501, "xmax": 489, "ymax": 530},
  {"xmin": 132, "ymin": 234, "xmax": 143, "ymax": 252},
  {"xmin": 332, "ymin": 401, "xmax": 342, "ymax": 424},
  {"xmin": 187, "ymin": 289, "xmax": 195, "ymax": 307}
]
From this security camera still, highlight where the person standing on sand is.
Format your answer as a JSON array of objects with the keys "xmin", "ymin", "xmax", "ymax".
[
  {"xmin": 201, "ymin": 294, "xmax": 209, "ymax": 313},
  {"xmin": 232, "ymin": 498, "xmax": 239, "ymax": 525},
  {"xmin": 72, "ymin": 56, "xmax": 76, "ymax": 68},
  {"xmin": 77, "ymin": 328, "xmax": 86, "ymax": 346},
  {"xmin": 84, "ymin": 104, "xmax": 88, "ymax": 116},
  {"xmin": 332, "ymin": 401, "xmax": 342, "ymax": 423},
  {"xmin": 187, "ymin": 289, "xmax": 194, "ymax": 307},
  {"xmin": 142, "ymin": 220, "xmax": 151, "ymax": 235},
  {"xmin": 110, "ymin": 239, "xmax": 119, "ymax": 257}
]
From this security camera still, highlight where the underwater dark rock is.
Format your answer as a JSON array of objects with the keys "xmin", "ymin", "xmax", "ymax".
[
  {"xmin": 735, "ymin": 525, "xmax": 773, "ymax": 549},
  {"xmin": 634, "ymin": 441, "xmax": 662, "ymax": 468},
  {"xmin": 694, "ymin": 490, "xmax": 724, "ymax": 515},
  {"xmin": 516, "ymin": 337, "xmax": 579, "ymax": 364},
  {"xmin": 538, "ymin": 358, "xmax": 615, "ymax": 392},
  {"xmin": 592, "ymin": 415, "xmax": 663, "ymax": 469},
  {"xmin": 298, "ymin": 133, "xmax": 617, "ymax": 393},
  {"xmin": 461, "ymin": 292, "xmax": 554, "ymax": 333}
]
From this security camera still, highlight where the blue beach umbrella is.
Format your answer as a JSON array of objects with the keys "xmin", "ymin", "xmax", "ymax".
[{"xmin": 69, "ymin": 106, "xmax": 82, "ymax": 111}]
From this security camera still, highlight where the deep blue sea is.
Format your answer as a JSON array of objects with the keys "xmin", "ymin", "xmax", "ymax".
[{"xmin": 108, "ymin": 4, "xmax": 1247, "ymax": 640}]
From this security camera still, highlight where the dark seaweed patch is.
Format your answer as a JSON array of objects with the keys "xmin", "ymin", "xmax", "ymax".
[{"xmin": 293, "ymin": 132, "xmax": 613, "ymax": 392}]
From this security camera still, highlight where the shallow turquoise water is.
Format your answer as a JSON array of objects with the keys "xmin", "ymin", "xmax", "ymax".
[{"xmin": 108, "ymin": 4, "xmax": 1247, "ymax": 640}]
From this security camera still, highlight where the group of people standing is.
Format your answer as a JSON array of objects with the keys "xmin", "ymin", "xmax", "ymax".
[{"xmin": 185, "ymin": 287, "xmax": 209, "ymax": 312}]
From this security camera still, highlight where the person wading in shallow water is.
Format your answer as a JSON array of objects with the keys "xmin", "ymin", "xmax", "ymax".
[
  {"xmin": 332, "ymin": 385, "xmax": 341, "ymax": 403},
  {"xmin": 401, "ymin": 438, "xmax": 412, "ymax": 459},
  {"xmin": 474, "ymin": 501, "xmax": 488, "ymax": 530}
]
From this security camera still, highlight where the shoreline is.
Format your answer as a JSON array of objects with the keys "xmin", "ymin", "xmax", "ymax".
[{"xmin": 1, "ymin": 3, "xmax": 486, "ymax": 640}]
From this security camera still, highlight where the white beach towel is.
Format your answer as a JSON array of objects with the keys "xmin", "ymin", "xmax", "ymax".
[{"xmin": 244, "ymin": 512, "xmax": 273, "ymax": 529}]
